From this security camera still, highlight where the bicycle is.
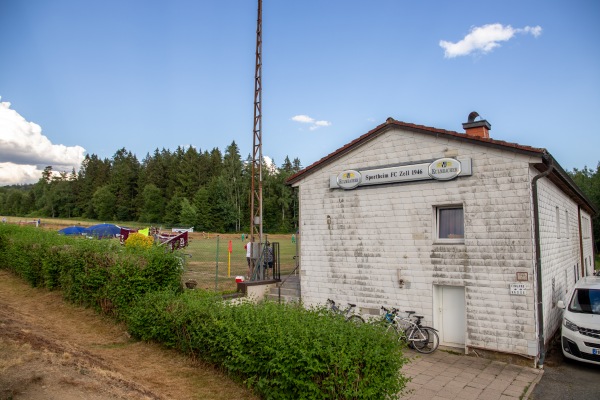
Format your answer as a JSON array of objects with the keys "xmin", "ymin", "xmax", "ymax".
[
  {"xmin": 381, "ymin": 307, "xmax": 439, "ymax": 354},
  {"xmin": 327, "ymin": 299, "xmax": 365, "ymax": 325}
]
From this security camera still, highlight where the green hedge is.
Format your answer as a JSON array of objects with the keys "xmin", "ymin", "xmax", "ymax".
[
  {"xmin": 0, "ymin": 224, "xmax": 182, "ymax": 318},
  {"xmin": 0, "ymin": 224, "xmax": 409, "ymax": 399},
  {"xmin": 127, "ymin": 290, "xmax": 410, "ymax": 399}
]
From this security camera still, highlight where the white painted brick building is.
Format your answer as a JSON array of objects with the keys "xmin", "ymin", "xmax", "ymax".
[{"xmin": 287, "ymin": 113, "xmax": 595, "ymax": 367}]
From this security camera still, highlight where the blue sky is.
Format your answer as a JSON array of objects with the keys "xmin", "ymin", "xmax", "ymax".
[{"xmin": 1, "ymin": 0, "xmax": 599, "ymax": 185}]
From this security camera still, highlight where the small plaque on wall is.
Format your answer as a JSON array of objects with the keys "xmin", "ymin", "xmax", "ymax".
[
  {"xmin": 510, "ymin": 283, "xmax": 530, "ymax": 295},
  {"xmin": 516, "ymin": 272, "xmax": 528, "ymax": 282}
]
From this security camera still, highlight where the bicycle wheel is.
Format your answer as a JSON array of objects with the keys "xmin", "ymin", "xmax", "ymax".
[
  {"xmin": 406, "ymin": 327, "xmax": 427, "ymax": 350},
  {"xmin": 346, "ymin": 315, "xmax": 365, "ymax": 326},
  {"xmin": 402, "ymin": 326, "xmax": 417, "ymax": 349},
  {"xmin": 409, "ymin": 327, "xmax": 439, "ymax": 354}
]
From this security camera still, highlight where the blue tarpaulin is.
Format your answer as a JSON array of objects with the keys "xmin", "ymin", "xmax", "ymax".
[
  {"xmin": 85, "ymin": 223, "xmax": 121, "ymax": 239},
  {"xmin": 58, "ymin": 226, "xmax": 87, "ymax": 235}
]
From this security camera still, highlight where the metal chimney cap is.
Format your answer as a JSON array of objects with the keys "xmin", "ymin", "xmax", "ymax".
[
  {"xmin": 463, "ymin": 111, "xmax": 491, "ymax": 130},
  {"xmin": 467, "ymin": 111, "xmax": 480, "ymax": 123}
]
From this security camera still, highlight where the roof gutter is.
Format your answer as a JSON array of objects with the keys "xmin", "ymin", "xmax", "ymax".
[{"xmin": 531, "ymin": 153, "xmax": 554, "ymax": 369}]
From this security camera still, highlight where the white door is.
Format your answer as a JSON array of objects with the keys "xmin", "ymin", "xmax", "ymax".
[{"xmin": 435, "ymin": 285, "xmax": 466, "ymax": 347}]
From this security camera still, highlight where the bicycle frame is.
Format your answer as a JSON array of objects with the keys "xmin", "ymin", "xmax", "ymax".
[
  {"xmin": 327, "ymin": 299, "xmax": 353, "ymax": 317},
  {"xmin": 327, "ymin": 299, "xmax": 365, "ymax": 324},
  {"xmin": 392, "ymin": 314, "xmax": 423, "ymax": 344},
  {"xmin": 381, "ymin": 306, "xmax": 439, "ymax": 353},
  {"xmin": 382, "ymin": 307, "xmax": 412, "ymax": 332}
]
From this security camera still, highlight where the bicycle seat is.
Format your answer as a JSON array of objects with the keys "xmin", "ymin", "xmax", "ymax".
[
  {"xmin": 348, "ymin": 303, "xmax": 356, "ymax": 307},
  {"xmin": 405, "ymin": 311, "xmax": 415, "ymax": 315}
]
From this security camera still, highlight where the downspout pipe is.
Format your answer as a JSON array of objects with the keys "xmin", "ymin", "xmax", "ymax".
[
  {"xmin": 578, "ymin": 206, "xmax": 585, "ymax": 277},
  {"xmin": 532, "ymin": 154, "xmax": 554, "ymax": 368}
]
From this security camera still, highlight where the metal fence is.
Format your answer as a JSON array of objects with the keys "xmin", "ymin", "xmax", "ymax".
[{"xmin": 180, "ymin": 234, "xmax": 297, "ymax": 293}]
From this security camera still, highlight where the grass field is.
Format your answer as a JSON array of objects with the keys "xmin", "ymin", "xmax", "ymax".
[{"xmin": 182, "ymin": 233, "xmax": 298, "ymax": 292}]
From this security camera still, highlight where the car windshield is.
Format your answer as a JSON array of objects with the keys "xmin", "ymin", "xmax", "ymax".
[{"xmin": 569, "ymin": 289, "xmax": 600, "ymax": 315}]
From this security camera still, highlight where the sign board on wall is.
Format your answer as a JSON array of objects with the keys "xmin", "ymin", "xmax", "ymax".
[
  {"xmin": 510, "ymin": 283, "xmax": 530, "ymax": 296},
  {"xmin": 516, "ymin": 272, "xmax": 528, "ymax": 282},
  {"xmin": 330, "ymin": 157, "xmax": 472, "ymax": 189},
  {"xmin": 428, "ymin": 158, "xmax": 462, "ymax": 181},
  {"xmin": 336, "ymin": 170, "xmax": 362, "ymax": 189}
]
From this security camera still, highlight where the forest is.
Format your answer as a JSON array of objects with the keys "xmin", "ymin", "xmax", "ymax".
[
  {"xmin": 0, "ymin": 141, "xmax": 301, "ymax": 233},
  {"xmin": 1, "ymin": 146, "xmax": 599, "ymax": 249}
]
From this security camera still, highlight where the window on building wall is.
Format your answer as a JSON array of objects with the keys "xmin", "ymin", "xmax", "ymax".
[
  {"xmin": 582, "ymin": 216, "xmax": 590, "ymax": 239},
  {"xmin": 565, "ymin": 210, "xmax": 569, "ymax": 238},
  {"xmin": 436, "ymin": 206, "xmax": 464, "ymax": 242},
  {"xmin": 574, "ymin": 264, "xmax": 579, "ymax": 283},
  {"xmin": 587, "ymin": 256, "xmax": 593, "ymax": 276},
  {"xmin": 556, "ymin": 206, "xmax": 561, "ymax": 239}
]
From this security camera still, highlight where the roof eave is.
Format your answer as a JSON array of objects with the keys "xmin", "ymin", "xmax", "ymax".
[
  {"xmin": 537, "ymin": 153, "xmax": 598, "ymax": 216},
  {"xmin": 286, "ymin": 118, "xmax": 545, "ymax": 185}
]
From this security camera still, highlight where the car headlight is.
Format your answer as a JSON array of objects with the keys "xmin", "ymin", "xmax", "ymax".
[{"xmin": 564, "ymin": 318, "xmax": 579, "ymax": 332}]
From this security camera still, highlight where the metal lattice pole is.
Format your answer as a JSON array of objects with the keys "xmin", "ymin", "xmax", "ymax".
[{"xmin": 249, "ymin": 0, "xmax": 263, "ymax": 280}]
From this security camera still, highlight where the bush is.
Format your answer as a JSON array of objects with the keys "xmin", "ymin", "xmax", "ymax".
[
  {"xmin": 0, "ymin": 224, "xmax": 58, "ymax": 287},
  {"xmin": 125, "ymin": 233, "xmax": 154, "ymax": 250},
  {"xmin": 0, "ymin": 224, "xmax": 182, "ymax": 318},
  {"xmin": 127, "ymin": 290, "xmax": 409, "ymax": 399}
]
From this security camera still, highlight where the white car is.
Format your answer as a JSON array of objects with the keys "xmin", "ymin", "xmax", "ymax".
[{"xmin": 558, "ymin": 276, "xmax": 600, "ymax": 365}]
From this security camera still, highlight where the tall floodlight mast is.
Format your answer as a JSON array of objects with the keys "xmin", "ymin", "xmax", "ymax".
[{"xmin": 250, "ymin": 0, "xmax": 263, "ymax": 277}]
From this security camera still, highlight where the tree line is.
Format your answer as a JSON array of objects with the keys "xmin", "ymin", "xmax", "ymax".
[
  {"xmin": 569, "ymin": 165, "xmax": 600, "ymax": 252},
  {"xmin": 0, "ymin": 141, "xmax": 302, "ymax": 233},
  {"xmin": 2, "ymin": 150, "xmax": 599, "ymax": 247}
]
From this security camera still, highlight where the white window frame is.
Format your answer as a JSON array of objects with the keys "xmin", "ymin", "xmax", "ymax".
[
  {"xmin": 435, "ymin": 205, "xmax": 465, "ymax": 244},
  {"xmin": 565, "ymin": 210, "xmax": 569, "ymax": 239}
]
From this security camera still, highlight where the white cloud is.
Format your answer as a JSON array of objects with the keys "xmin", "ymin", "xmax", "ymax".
[
  {"xmin": 242, "ymin": 155, "xmax": 277, "ymax": 174},
  {"xmin": 439, "ymin": 23, "xmax": 542, "ymax": 58},
  {"xmin": 263, "ymin": 156, "xmax": 277, "ymax": 173},
  {"xmin": 291, "ymin": 114, "xmax": 332, "ymax": 131},
  {"xmin": 0, "ymin": 100, "xmax": 86, "ymax": 185},
  {"xmin": 0, "ymin": 163, "xmax": 46, "ymax": 186},
  {"xmin": 291, "ymin": 115, "xmax": 315, "ymax": 124},
  {"xmin": 523, "ymin": 26, "xmax": 542, "ymax": 38}
]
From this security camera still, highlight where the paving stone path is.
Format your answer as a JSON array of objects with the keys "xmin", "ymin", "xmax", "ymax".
[{"xmin": 399, "ymin": 349, "xmax": 543, "ymax": 400}]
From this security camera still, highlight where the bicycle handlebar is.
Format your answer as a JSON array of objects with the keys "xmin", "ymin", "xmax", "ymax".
[{"xmin": 381, "ymin": 306, "xmax": 400, "ymax": 315}]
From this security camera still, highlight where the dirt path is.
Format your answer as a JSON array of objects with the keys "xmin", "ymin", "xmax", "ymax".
[{"xmin": 0, "ymin": 270, "xmax": 258, "ymax": 400}]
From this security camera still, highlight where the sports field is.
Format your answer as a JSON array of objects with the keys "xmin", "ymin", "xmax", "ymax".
[{"xmin": 181, "ymin": 233, "xmax": 298, "ymax": 292}]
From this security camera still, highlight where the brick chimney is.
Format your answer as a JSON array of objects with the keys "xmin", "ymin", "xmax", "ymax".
[{"xmin": 462, "ymin": 111, "xmax": 491, "ymax": 139}]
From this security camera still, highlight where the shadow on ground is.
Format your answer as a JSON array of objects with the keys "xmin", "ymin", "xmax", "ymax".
[{"xmin": 530, "ymin": 334, "xmax": 600, "ymax": 400}]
